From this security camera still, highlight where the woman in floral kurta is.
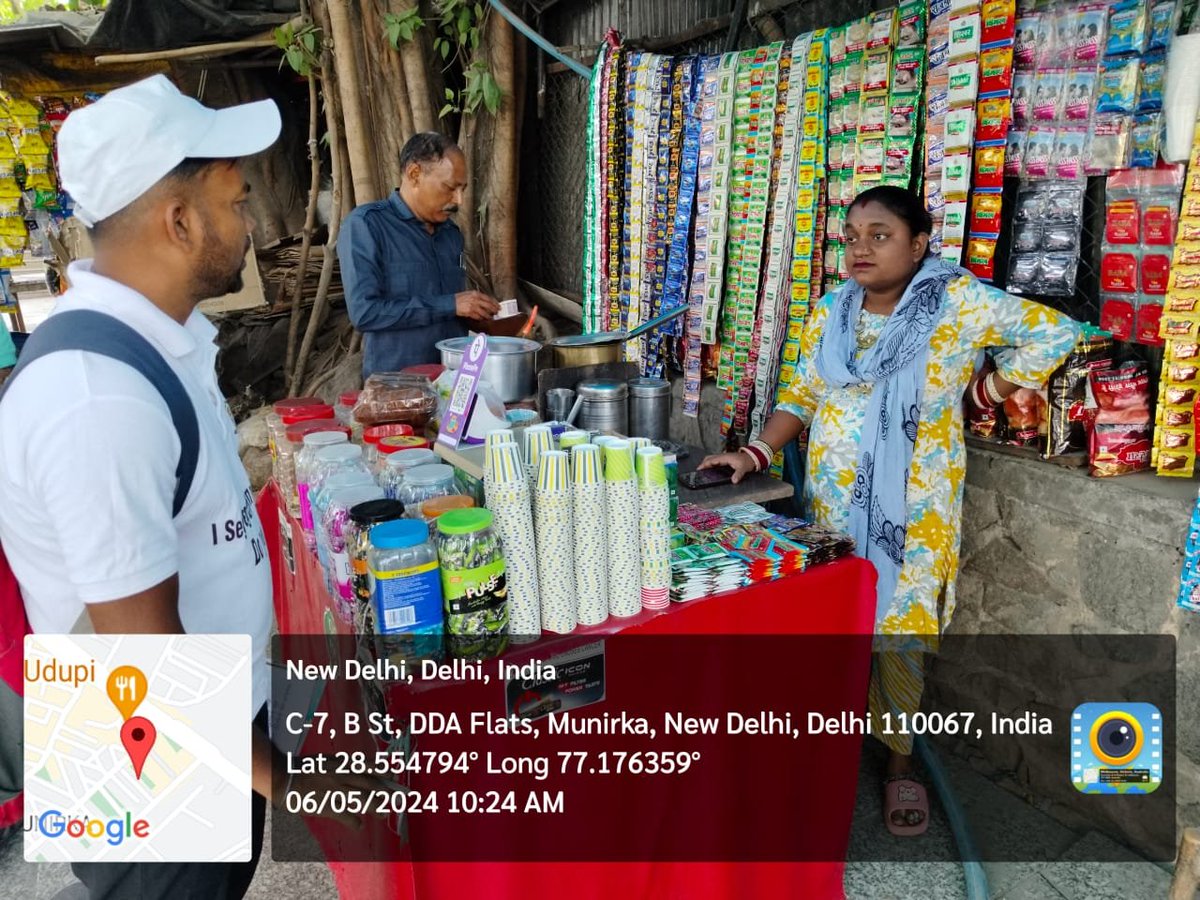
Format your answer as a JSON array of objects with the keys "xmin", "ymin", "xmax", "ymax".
[{"xmin": 702, "ymin": 187, "xmax": 1079, "ymax": 835}]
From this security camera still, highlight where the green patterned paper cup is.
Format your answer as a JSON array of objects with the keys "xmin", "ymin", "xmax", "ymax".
[
  {"xmin": 603, "ymin": 440, "xmax": 634, "ymax": 482},
  {"xmin": 636, "ymin": 446, "xmax": 667, "ymax": 489},
  {"xmin": 559, "ymin": 430, "xmax": 589, "ymax": 450}
]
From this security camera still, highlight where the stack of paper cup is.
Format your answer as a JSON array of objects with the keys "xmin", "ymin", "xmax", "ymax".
[
  {"xmin": 523, "ymin": 425, "xmax": 554, "ymax": 486},
  {"xmin": 637, "ymin": 447, "xmax": 671, "ymax": 610},
  {"xmin": 571, "ymin": 444, "xmax": 609, "ymax": 626},
  {"xmin": 535, "ymin": 450, "xmax": 577, "ymax": 633},
  {"xmin": 485, "ymin": 443, "xmax": 541, "ymax": 642},
  {"xmin": 627, "ymin": 437, "xmax": 653, "ymax": 455},
  {"xmin": 483, "ymin": 429, "xmax": 516, "ymax": 508},
  {"xmin": 604, "ymin": 440, "xmax": 641, "ymax": 618}
]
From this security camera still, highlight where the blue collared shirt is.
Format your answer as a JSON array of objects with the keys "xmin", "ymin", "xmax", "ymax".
[{"xmin": 338, "ymin": 191, "xmax": 467, "ymax": 376}]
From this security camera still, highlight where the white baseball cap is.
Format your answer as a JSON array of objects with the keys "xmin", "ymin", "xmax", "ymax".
[{"xmin": 58, "ymin": 74, "xmax": 282, "ymax": 227}]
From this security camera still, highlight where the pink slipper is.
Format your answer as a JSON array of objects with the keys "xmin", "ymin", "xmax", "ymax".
[{"xmin": 883, "ymin": 776, "xmax": 929, "ymax": 836}]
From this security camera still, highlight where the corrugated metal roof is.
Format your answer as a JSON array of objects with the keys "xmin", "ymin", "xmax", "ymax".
[{"xmin": 541, "ymin": 0, "xmax": 733, "ymax": 50}]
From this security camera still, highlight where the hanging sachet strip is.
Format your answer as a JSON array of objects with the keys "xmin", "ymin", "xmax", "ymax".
[
  {"xmin": 642, "ymin": 57, "xmax": 681, "ymax": 374},
  {"xmin": 603, "ymin": 42, "xmax": 625, "ymax": 335},
  {"xmin": 749, "ymin": 33, "xmax": 812, "ymax": 438},
  {"xmin": 700, "ymin": 53, "xmax": 738, "ymax": 347},
  {"xmin": 620, "ymin": 52, "xmax": 650, "ymax": 336},
  {"xmin": 628, "ymin": 54, "xmax": 666, "ymax": 366},
  {"xmin": 683, "ymin": 54, "xmax": 722, "ymax": 417},
  {"xmin": 582, "ymin": 42, "xmax": 605, "ymax": 331}
]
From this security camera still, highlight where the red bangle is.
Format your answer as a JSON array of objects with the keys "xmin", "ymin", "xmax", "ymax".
[{"xmin": 739, "ymin": 445, "xmax": 768, "ymax": 471}]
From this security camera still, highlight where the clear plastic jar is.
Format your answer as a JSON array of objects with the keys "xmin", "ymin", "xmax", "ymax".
[
  {"xmin": 278, "ymin": 418, "xmax": 345, "ymax": 513},
  {"xmin": 369, "ymin": 519, "xmax": 444, "ymax": 663},
  {"xmin": 322, "ymin": 484, "xmax": 385, "ymax": 622},
  {"xmin": 267, "ymin": 397, "xmax": 325, "ymax": 465},
  {"xmin": 395, "ymin": 464, "xmax": 460, "ymax": 517},
  {"xmin": 335, "ymin": 391, "xmax": 360, "ymax": 426},
  {"xmin": 380, "ymin": 448, "xmax": 438, "ymax": 499},
  {"xmin": 307, "ymin": 444, "xmax": 373, "ymax": 546},
  {"xmin": 295, "ymin": 431, "xmax": 349, "ymax": 525},
  {"xmin": 347, "ymin": 499, "xmax": 406, "ymax": 631},
  {"xmin": 362, "ymin": 423, "xmax": 416, "ymax": 471},
  {"xmin": 435, "ymin": 508, "xmax": 509, "ymax": 660}
]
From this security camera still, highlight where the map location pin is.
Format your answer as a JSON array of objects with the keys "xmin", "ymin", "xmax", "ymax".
[
  {"xmin": 106, "ymin": 665, "xmax": 148, "ymax": 721},
  {"xmin": 120, "ymin": 716, "xmax": 156, "ymax": 780}
]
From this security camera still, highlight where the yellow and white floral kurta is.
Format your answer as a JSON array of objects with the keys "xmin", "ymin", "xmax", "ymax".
[{"xmin": 777, "ymin": 273, "xmax": 1080, "ymax": 640}]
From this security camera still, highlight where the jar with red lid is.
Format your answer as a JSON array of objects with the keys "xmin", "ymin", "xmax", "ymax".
[
  {"xmin": 266, "ymin": 396, "xmax": 324, "ymax": 462},
  {"xmin": 363, "ymin": 423, "xmax": 415, "ymax": 470}
]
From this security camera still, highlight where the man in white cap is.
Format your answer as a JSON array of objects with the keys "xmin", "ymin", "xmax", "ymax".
[{"xmin": 0, "ymin": 75, "xmax": 366, "ymax": 899}]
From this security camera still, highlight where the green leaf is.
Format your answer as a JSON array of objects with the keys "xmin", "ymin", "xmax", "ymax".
[
  {"xmin": 440, "ymin": 39, "xmax": 450, "ymax": 60},
  {"xmin": 301, "ymin": 31, "xmax": 316, "ymax": 54},
  {"xmin": 286, "ymin": 47, "xmax": 304, "ymax": 73},
  {"xmin": 273, "ymin": 25, "xmax": 291, "ymax": 50},
  {"xmin": 482, "ymin": 73, "xmax": 501, "ymax": 113},
  {"xmin": 445, "ymin": 87, "xmax": 455, "ymax": 100},
  {"xmin": 439, "ymin": 103, "xmax": 456, "ymax": 118},
  {"xmin": 475, "ymin": 2, "xmax": 484, "ymax": 18}
]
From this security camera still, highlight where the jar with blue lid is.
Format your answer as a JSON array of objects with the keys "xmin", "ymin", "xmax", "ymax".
[{"xmin": 368, "ymin": 519, "xmax": 443, "ymax": 662}]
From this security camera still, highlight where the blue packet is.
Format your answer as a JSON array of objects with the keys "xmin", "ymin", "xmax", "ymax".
[
  {"xmin": 1131, "ymin": 112, "xmax": 1162, "ymax": 166},
  {"xmin": 1096, "ymin": 57, "xmax": 1140, "ymax": 114},
  {"xmin": 1148, "ymin": 0, "xmax": 1177, "ymax": 51},
  {"xmin": 1137, "ymin": 52, "xmax": 1166, "ymax": 113},
  {"xmin": 1106, "ymin": 0, "xmax": 1149, "ymax": 57}
]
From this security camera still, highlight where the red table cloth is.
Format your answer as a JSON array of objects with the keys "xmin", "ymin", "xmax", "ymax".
[{"xmin": 258, "ymin": 481, "xmax": 877, "ymax": 900}]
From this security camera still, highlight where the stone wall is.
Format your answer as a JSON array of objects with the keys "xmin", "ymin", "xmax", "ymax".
[{"xmin": 943, "ymin": 444, "xmax": 1198, "ymax": 846}]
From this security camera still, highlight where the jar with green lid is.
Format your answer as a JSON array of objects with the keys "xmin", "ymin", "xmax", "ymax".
[
  {"xmin": 435, "ymin": 509, "xmax": 509, "ymax": 660},
  {"xmin": 369, "ymin": 519, "xmax": 443, "ymax": 663},
  {"xmin": 347, "ymin": 498, "xmax": 406, "ymax": 631}
]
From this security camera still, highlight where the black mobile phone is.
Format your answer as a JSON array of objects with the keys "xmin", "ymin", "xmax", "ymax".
[{"xmin": 680, "ymin": 466, "xmax": 735, "ymax": 490}]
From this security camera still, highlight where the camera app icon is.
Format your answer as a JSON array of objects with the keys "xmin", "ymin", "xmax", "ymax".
[{"xmin": 1071, "ymin": 702, "xmax": 1163, "ymax": 795}]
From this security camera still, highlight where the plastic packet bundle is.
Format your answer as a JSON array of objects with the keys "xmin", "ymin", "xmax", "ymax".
[
  {"xmin": 354, "ymin": 373, "xmax": 439, "ymax": 428},
  {"xmin": 1131, "ymin": 112, "xmax": 1163, "ymax": 167},
  {"xmin": 1137, "ymin": 52, "xmax": 1165, "ymax": 113},
  {"xmin": 1045, "ymin": 331, "xmax": 1113, "ymax": 457},
  {"xmin": 1086, "ymin": 115, "xmax": 1133, "ymax": 172},
  {"xmin": 1096, "ymin": 57, "xmax": 1140, "ymax": 115},
  {"xmin": 1052, "ymin": 126, "xmax": 1088, "ymax": 178},
  {"xmin": 1106, "ymin": 0, "xmax": 1149, "ymax": 57}
]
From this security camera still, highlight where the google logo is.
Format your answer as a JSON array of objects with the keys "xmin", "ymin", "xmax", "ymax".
[{"xmin": 26, "ymin": 810, "xmax": 150, "ymax": 847}]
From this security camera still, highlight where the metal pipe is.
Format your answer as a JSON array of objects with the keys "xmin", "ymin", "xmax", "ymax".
[
  {"xmin": 487, "ymin": 0, "xmax": 591, "ymax": 78},
  {"xmin": 914, "ymin": 736, "xmax": 991, "ymax": 900}
]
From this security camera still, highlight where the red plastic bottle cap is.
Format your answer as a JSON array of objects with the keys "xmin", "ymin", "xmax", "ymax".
[
  {"xmin": 281, "ymin": 404, "xmax": 335, "ymax": 425},
  {"xmin": 401, "ymin": 364, "xmax": 445, "ymax": 382},
  {"xmin": 273, "ymin": 396, "xmax": 324, "ymax": 416},
  {"xmin": 284, "ymin": 419, "xmax": 347, "ymax": 444},
  {"xmin": 339, "ymin": 391, "xmax": 361, "ymax": 407},
  {"xmin": 363, "ymin": 423, "xmax": 416, "ymax": 445}
]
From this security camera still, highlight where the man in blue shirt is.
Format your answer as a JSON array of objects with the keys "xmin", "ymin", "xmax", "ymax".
[
  {"xmin": 339, "ymin": 132, "xmax": 499, "ymax": 376},
  {"xmin": 0, "ymin": 316, "xmax": 15, "ymax": 385}
]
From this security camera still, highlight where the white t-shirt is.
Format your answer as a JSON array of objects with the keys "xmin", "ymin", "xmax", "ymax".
[{"xmin": 0, "ymin": 262, "xmax": 273, "ymax": 712}]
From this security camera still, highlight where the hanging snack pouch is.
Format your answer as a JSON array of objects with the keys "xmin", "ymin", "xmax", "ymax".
[
  {"xmin": 884, "ymin": 141, "xmax": 915, "ymax": 183},
  {"xmin": 943, "ymin": 153, "xmax": 973, "ymax": 200},
  {"xmin": 1148, "ymin": 0, "xmax": 1177, "ymax": 52},
  {"xmin": 1141, "ymin": 252, "xmax": 1171, "ymax": 293},
  {"xmin": 1137, "ymin": 53, "xmax": 1165, "ymax": 113},
  {"xmin": 950, "ymin": 13, "xmax": 982, "ymax": 62},
  {"xmin": 945, "ymin": 200, "xmax": 970, "ymax": 243},
  {"xmin": 1096, "ymin": 58, "xmax": 1139, "ymax": 115},
  {"xmin": 892, "ymin": 47, "xmax": 925, "ymax": 94},
  {"xmin": 1052, "ymin": 126, "xmax": 1087, "ymax": 179},
  {"xmin": 976, "ymin": 97, "xmax": 1012, "ymax": 142},
  {"xmin": 864, "ymin": 49, "xmax": 891, "ymax": 95},
  {"xmin": 1130, "ymin": 112, "xmax": 1162, "ymax": 167},
  {"xmin": 1035, "ymin": 13, "xmax": 1061, "ymax": 69},
  {"xmin": 856, "ymin": 139, "xmax": 885, "ymax": 176},
  {"xmin": 869, "ymin": 8, "xmax": 898, "ymax": 49},
  {"xmin": 980, "ymin": 46, "xmax": 1015, "ymax": 96},
  {"xmin": 946, "ymin": 107, "xmax": 976, "ymax": 152},
  {"xmin": 1005, "ymin": 128, "xmax": 1028, "ymax": 175},
  {"xmin": 1086, "ymin": 115, "xmax": 1132, "ymax": 172},
  {"xmin": 930, "ymin": 18, "xmax": 952, "ymax": 69},
  {"xmin": 966, "ymin": 237, "xmax": 1000, "ymax": 280},
  {"xmin": 898, "ymin": 0, "xmax": 928, "ymax": 48},
  {"xmin": 1043, "ymin": 219, "xmax": 1080, "ymax": 251},
  {"xmin": 971, "ymin": 191, "xmax": 1005, "ymax": 233},
  {"xmin": 982, "ymin": 0, "xmax": 1017, "ymax": 47},
  {"xmin": 1045, "ymin": 332, "xmax": 1113, "ymax": 457},
  {"xmin": 1100, "ymin": 294, "xmax": 1137, "ymax": 339},
  {"xmin": 1064, "ymin": 69, "xmax": 1097, "ymax": 120},
  {"xmin": 1013, "ymin": 71, "xmax": 1034, "ymax": 123},
  {"xmin": 830, "ymin": 25, "xmax": 848, "ymax": 61},
  {"xmin": 1101, "ymin": 250, "xmax": 1139, "ymax": 291},
  {"xmin": 1073, "ymin": 3, "xmax": 1108, "ymax": 62},
  {"xmin": 1023, "ymin": 125, "xmax": 1055, "ymax": 176},
  {"xmin": 860, "ymin": 95, "xmax": 889, "ymax": 135},
  {"xmin": 1106, "ymin": 0, "xmax": 1149, "ymax": 57},
  {"xmin": 1039, "ymin": 253, "xmax": 1079, "ymax": 296},
  {"xmin": 1013, "ymin": 220, "xmax": 1042, "ymax": 252},
  {"xmin": 889, "ymin": 94, "xmax": 920, "ymax": 138},
  {"xmin": 1106, "ymin": 198, "xmax": 1140, "ymax": 242},
  {"xmin": 844, "ymin": 51, "xmax": 865, "ymax": 94},
  {"xmin": 1166, "ymin": 290, "xmax": 1200, "ymax": 313},
  {"xmin": 1008, "ymin": 252, "xmax": 1041, "ymax": 293},
  {"xmin": 1144, "ymin": 205, "xmax": 1178, "ymax": 245},
  {"xmin": 975, "ymin": 144, "xmax": 1007, "ymax": 188},
  {"xmin": 1015, "ymin": 15, "xmax": 1040, "ymax": 67},
  {"xmin": 846, "ymin": 16, "xmax": 871, "ymax": 53},
  {"xmin": 1033, "ymin": 69, "xmax": 1065, "ymax": 121},
  {"xmin": 1089, "ymin": 361, "xmax": 1152, "ymax": 477},
  {"xmin": 948, "ymin": 62, "xmax": 980, "ymax": 108}
]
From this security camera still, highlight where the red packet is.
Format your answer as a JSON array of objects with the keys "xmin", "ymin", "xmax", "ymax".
[
  {"xmin": 1101, "ymin": 252, "xmax": 1139, "ymax": 293},
  {"xmin": 1105, "ymin": 199, "xmax": 1140, "ymax": 243},
  {"xmin": 1100, "ymin": 296, "xmax": 1135, "ymax": 341},
  {"xmin": 1136, "ymin": 301, "xmax": 1165, "ymax": 346},
  {"xmin": 1143, "ymin": 204, "xmax": 1176, "ymax": 245},
  {"xmin": 1141, "ymin": 253, "xmax": 1171, "ymax": 294}
]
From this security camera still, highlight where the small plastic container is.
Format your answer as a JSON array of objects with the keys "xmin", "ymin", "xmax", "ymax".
[
  {"xmin": 307, "ymin": 444, "xmax": 373, "ymax": 542},
  {"xmin": 322, "ymin": 484, "xmax": 386, "ymax": 622},
  {"xmin": 267, "ymin": 396, "xmax": 325, "ymax": 462},
  {"xmin": 335, "ymin": 391, "xmax": 360, "ymax": 426},
  {"xmin": 296, "ymin": 431, "xmax": 350, "ymax": 526},
  {"xmin": 369, "ymin": 519, "xmax": 444, "ymax": 662},
  {"xmin": 395, "ymin": 464, "xmax": 460, "ymax": 516},
  {"xmin": 435, "ymin": 508, "xmax": 509, "ymax": 659},
  {"xmin": 278, "ymin": 418, "xmax": 346, "ymax": 512},
  {"xmin": 381, "ymin": 448, "xmax": 439, "ymax": 500},
  {"xmin": 421, "ymin": 494, "xmax": 476, "ymax": 521},
  {"xmin": 363, "ymin": 423, "xmax": 416, "ymax": 470},
  {"xmin": 347, "ymin": 499, "xmax": 406, "ymax": 626}
]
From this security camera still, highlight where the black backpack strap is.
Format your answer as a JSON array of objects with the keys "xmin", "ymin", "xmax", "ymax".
[{"xmin": 1, "ymin": 309, "xmax": 200, "ymax": 516}]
